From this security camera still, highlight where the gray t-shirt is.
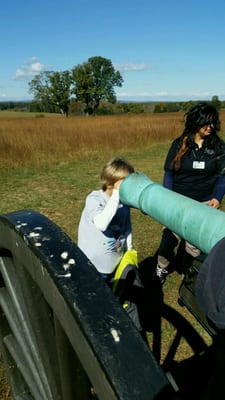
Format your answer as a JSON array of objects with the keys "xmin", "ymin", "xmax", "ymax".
[{"xmin": 78, "ymin": 189, "xmax": 132, "ymax": 273}]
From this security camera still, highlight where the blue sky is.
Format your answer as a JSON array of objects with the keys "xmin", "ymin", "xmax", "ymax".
[{"xmin": 1, "ymin": 0, "xmax": 225, "ymax": 102}]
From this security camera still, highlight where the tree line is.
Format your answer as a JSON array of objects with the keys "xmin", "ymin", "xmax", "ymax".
[
  {"xmin": 1, "ymin": 97, "xmax": 224, "ymax": 116},
  {"xmin": 1, "ymin": 53, "xmax": 224, "ymax": 116}
]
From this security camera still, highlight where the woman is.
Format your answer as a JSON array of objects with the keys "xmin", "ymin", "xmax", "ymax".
[{"xmin": 156, "ymin": 102, "xmax": 225, "ymax": 283}]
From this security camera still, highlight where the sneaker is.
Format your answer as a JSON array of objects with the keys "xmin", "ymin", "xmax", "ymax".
[{"xmin": 156, "ymin": 265, "xmax": 168, "ymax": 284}]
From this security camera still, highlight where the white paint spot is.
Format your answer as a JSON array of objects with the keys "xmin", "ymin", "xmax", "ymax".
[
  {"xmin": 58, "ymin": 273, "xmax": 71, "ymax": 278},
  {"xmin": 63, "ymin": 263, "xmax": 70, "ymax": 271},
  {"xmin": 68, "ymin": 258, "xmax": 75, "ymax": 265},
  {"xmin": 61, "ymin": 251, "xmax": 68, "ymax": 259},
  {"xmin": 42, "ymin": 236, "xmax": 51, "ymax": 242},
  {"xmin": 28, "ymin": 232, "xmax": 40, "ymax": 238},
  {"xmin": 16, "ymin": 221, "xmax": 27, "ymax": 229},
  {"xmin": 34, "ymin": 242, "xmax": 42, "ymax": 247},
  {"xmin": 110, "ymin": 328, "xmax": 120, "ymax": 342}
]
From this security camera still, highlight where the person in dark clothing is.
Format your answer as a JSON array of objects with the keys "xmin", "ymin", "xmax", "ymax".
[
  {"xmin": 156, "ymin": 102, "xmax": 225, "ymax": 283},
  {"xmin": 195, "ymin": 236, "xmax": 225, "ymax": 399},
  {"xmin": 169, "ymin": 237, "xmax": 225, "ymax": 399}
]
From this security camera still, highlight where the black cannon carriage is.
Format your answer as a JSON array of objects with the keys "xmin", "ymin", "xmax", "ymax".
[
  {"xmin": 0, "ymin": 208, "xmax": 216, "ymax": 400},
  {"xmin": 0, "ymin": 209, "xmax": 175, "ymax": 400}
]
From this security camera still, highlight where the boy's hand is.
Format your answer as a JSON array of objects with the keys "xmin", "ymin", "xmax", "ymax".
[{"xmin": 114, "ymin": 179, "xmax": 124, "ymax": 190}]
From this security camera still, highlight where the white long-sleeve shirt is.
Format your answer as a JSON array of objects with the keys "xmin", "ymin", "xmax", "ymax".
[{"xmin": 78, "ymin": 189, "xmax": 132, "ymax": 273}]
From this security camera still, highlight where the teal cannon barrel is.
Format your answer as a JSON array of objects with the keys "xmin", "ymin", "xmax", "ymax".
[{"xmin": 120, "ymin": 172, "xmax": 225, "ymax": 255}]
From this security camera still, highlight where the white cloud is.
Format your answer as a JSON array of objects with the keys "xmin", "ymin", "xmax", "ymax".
[
  {"xmin": 114, "ymin": 63, "xmax": 152, "ymax": 72},
  {"xmin": 116, "ymin": 89, "xmax": 224, "ymax": 102},
  {"xmin": 14, "ymin": 57, "xmax": 49, "ymax": 80}
]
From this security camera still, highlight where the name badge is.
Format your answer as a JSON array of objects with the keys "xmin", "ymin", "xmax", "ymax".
[{"xmin": 193, "ymin": 161, "xmax": 205, "ymax": 169}]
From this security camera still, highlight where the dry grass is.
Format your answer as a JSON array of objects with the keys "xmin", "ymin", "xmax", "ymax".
[
  {"xmin": 1, "ymin": 111, "xmax": 225, "ymax": 169},
  {"xmin": 0, "ymin": 113, "xmax": 185, "ymax": 168}
]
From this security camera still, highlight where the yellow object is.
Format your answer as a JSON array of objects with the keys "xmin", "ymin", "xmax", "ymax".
[{"xmin": 113, "ymin": 249, "xmax": 138, "ymax": 293}]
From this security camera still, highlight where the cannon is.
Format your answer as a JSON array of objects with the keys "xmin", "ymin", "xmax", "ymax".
[
  {"xmin": 119, "ymin": 172, "xmax": 225, "ymax": 337},
  {"xmin": 1, "ymin": 173, "xmax": 224, "ymax": 399}
]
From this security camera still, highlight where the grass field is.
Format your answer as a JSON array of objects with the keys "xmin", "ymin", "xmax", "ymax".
[
  {"xmin": 1, "ymin": 111, "xmax": 225, "ymax": 399},
  {"xmin": 0, "ymin": 110, "xmax": 62, "ymax": 118}
]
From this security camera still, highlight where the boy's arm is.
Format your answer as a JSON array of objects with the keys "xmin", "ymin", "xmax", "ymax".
[{"xmin": 93, "ymin": 189, "xmax": 120, "ymax": 231}]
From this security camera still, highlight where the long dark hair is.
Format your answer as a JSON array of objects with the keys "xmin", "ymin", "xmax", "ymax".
[{"xmin": 171, "ymin": 103, "xmax": 221, "ymax": 171}]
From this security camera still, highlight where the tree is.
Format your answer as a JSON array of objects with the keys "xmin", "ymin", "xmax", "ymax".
[
  {"xmin": 211, "ymin": 95, "xmax": 221, "ymax": 110},
  {"xmin": 71, "ymin": 56, "xmax": 123, "ymax": 115},
  {"xmin": 154, "ymin": 102, "xmax": 167, "ymax": 113},
  {"xmin": 28, "ymin": 70, "xmax": 72, "ymax": 116}
]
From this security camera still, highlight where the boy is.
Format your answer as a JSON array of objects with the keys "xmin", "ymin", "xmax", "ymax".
[
  {"xmin": 78, "ymin": 157, "xmax": 134, "ymax": 276},
  {"xmin": 78, "ymin": 157, "xmax": 144, "ymax": 331}
]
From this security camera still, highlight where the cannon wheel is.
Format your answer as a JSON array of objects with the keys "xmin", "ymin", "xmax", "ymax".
[
  {"xmin": 0, "ymin": 210, "xmax": 209, "ymax": 399},
  {"xmin": 150, "ymin": 302, "xmax": 208, "ymax": 372},
  {"xmin": 138, "ymin": 257, "xmax": 208, "ymax": 373},
  {"xmin": 0, "ymin": 210, "xmax": 173, "ymax": 400}
]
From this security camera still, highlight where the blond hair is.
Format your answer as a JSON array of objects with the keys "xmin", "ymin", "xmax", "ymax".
[{"xmin": 100, "ymin": 157, "xmax": 134, "ymax": 191}]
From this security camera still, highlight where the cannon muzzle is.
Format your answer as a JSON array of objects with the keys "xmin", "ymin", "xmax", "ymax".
[{"xmin": 120, "ymin": 172, "xmax": 225, "ymax": 255}]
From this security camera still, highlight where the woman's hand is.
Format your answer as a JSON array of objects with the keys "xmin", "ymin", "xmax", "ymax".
[{"xmin": 205, "ymin": 198, "xmax": 220, "ymax": 209}]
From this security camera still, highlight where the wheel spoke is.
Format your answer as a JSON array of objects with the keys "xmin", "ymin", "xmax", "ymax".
[
  {"xmin": 0, "ymin": 255, "xmax": 61, "ymax": 400},
  {"xmin": 149, "ymin": 303, "xmax": 208, "ymax": 372},
  {"xmin": 162, "ymin": 331, "xmax": 182, "ymax": 371}
]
